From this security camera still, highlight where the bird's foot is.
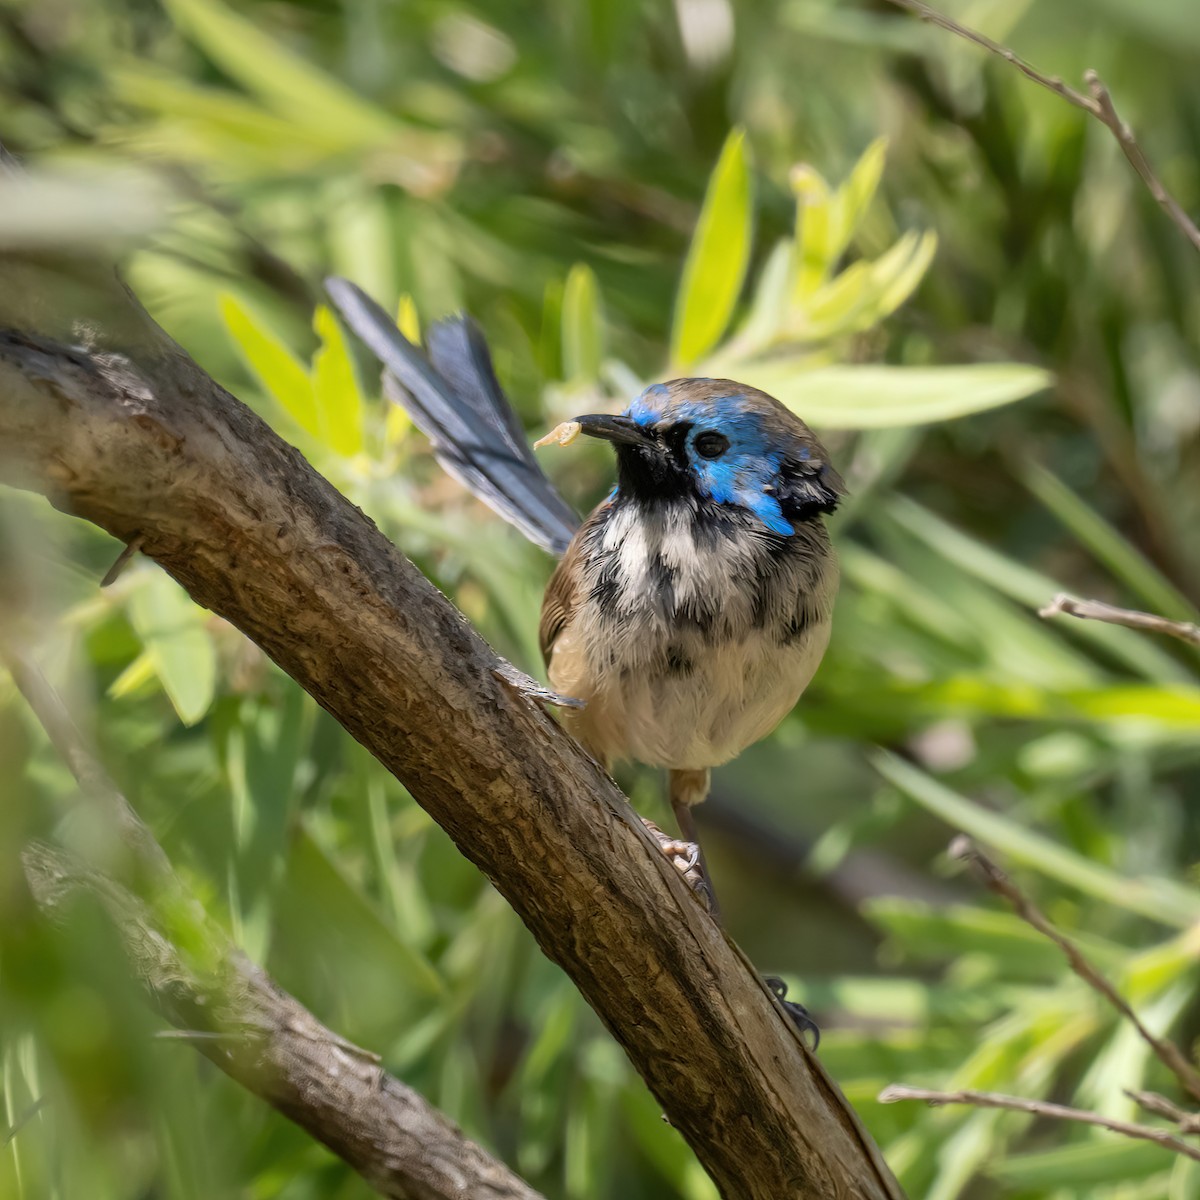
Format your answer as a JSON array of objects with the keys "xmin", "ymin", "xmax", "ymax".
[
  {"xmin": 763, "ymin": 975, "xmax": 820, "ymax": 1049},
  {"xmin": 492, "ymin": 661, "xmax": 586, "ymax": 709},
  {"xmin": 641, "ymin": 819, "xmax": 714, "ymax": 911}
]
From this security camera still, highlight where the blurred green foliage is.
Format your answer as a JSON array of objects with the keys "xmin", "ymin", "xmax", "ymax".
[{"xmin": 1, "ymin": 0, "xmax": 1199, "ymax": 1197}]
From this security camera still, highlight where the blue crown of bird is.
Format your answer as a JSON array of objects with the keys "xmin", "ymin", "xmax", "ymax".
[{"xmin": 327, "ymin": 280, "xmax": 842, "ymax": 948}]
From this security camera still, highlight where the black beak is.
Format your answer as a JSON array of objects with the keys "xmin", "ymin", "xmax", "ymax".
[{"xmin": 572, "ymin": 413, "xmax": 648, "ymax": 447}]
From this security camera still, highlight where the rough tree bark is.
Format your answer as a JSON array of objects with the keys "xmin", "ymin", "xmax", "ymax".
[{"xmin": 0, "ymin": 253, "xmax": 905, "ymax": 1200}]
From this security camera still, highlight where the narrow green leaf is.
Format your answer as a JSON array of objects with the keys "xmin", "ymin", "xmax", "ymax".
[
  {"xmin": 792, "ymin": 165, "xmax": 835, "ymax": 299},
  {"xmin": 730, "ymin": 238, "xmax": 794, "ymax": 354},
  {"xmin": 220, "ymin": 294, "xmax": 318, "ymax": 435},
  {"xmin": 671, "ymin": 127, "xmax": 753, "ymax": 367},
  {"xmin": 1021, "ymin": 461, "xmax": 1198, "ymax": 624},
  {"xmin": 885, "ymin": 498, "xmax": 1193, "ymax": 684},
  {"xmin": 743, "ymin": 361, "xmax": 1051, "ymax": 428},
  {"xmin": 987, "ymin": 1139, "xmax": 1170, "ymax": 1188},
  {"xmin": 127, "ymin": 569, "xmax": 217, "ymax": 726},
  {"xmin": 312, "ymin": 303, "xmax": 365, "ymax": 456},
  {"xmin": 793, "ymin": 137, "xmax": 886, "ymax": 300},
  {"xmin": 873, "ymin": 751, "xmax": 1200, "ymax": 927},
  {"xmin": 561, "ymin": 262, "xmax": 604, "ymax": 382},
  {"xmin": 866, "ymin": 228, "xmax": 937, "ymax": 324},
  {"xmin": 835, "ymin": 136, "xmax": 888, "ymax": 248},
  {"xmin": 164, "ymin": 0, "xmax": 398, "ymax": 146}
]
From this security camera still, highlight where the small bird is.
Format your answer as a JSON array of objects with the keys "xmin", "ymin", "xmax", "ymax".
[{"xmin": 327, "ymin": 280, "xmax": 842, "ymax": 921}]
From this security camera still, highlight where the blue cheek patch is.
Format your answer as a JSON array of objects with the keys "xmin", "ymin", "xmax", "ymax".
[{"xmin": 698, "ymin": 450, "xmax": 792, "ymax": 535}]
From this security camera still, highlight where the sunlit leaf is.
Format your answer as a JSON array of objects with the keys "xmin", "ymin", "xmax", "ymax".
[
  {"xmin": 127, "ymin": 569, "xmax": 217, "ymax": 726},
  {"xmin": 165, "ymin": 0, "xmax": 398, "ymax": 144},
  {"xmin": 743, "ymin": 361, "xmax": 1051, "ymax": 428},
  {"xmin": 312, "ymin": 303, "xmax": 365, "ymax": 456},
  {"xmin": 793, "ymin": 137, "xmax": 886, "ymax": 299},
  {"xmin": 561, "ymin": 262, "xmax": 604, "ymax": 382},
  {"xmin": 221, "ymin": 293, "xmax": 318, "ymax": 435},
  {"xmin": 671, "ymin": 127, "xmax": 753, "ymax": 367}
]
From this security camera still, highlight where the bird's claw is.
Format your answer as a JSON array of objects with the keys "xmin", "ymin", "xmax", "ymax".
[
  {"xmin": 641, "ymin": 819, "xmax": 713, "ymax": 909},
  {"xmin": 492, "ymin": 662, "xmax": 586, "ymax": 709},
  {"xmin": 763, "ymin": 975, "xmax": 820, "ymax": 1050}
]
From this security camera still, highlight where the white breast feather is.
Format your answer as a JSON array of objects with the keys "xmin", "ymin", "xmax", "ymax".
[{"xmin": 551, "ymin": 501, "xmax": 837, "ymax": 770}]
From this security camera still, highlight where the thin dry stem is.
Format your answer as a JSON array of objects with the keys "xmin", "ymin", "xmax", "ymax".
[
  {"xmin": 882, "ymin": 0, "xmax": 1200, "ymax": 255},
  {"xmin": 878, "ymin": 1085, "xmax": 1200, "ymax": 1163},
  {"xmin": 1039, "ymin": 593, "xmax": 1200, "ymax": 647},
  {"xmin": 1127, "ymin": 1090, "xmax": 1200, "ymax": 1136},
  {"xmin": 950, "ymin": 836, "xmax": 1200, "ymax": 1105}
]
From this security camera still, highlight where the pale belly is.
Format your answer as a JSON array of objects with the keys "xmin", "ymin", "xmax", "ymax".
[{"xmin": 549, "ymin": 617, "xmax": 832, "ymax": 770}]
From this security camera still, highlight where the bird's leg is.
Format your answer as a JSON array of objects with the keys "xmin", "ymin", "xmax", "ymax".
[{"xmin": 668, "ymin": 768, "xmax": 720, "ymax": 921}]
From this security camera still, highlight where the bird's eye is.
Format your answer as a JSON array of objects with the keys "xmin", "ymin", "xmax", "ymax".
[{"xmin": 693, "ymin": 431, "xmax": 729, "ymax": 459}]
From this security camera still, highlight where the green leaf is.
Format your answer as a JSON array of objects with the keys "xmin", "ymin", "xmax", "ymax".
[
  {"xmin": 561, "ymin": 262, "xmax": 604, "ymax": 382},
  {"xmin": 671, "ymin": 127, "xmax": 753, "ymax": 367},
  {"xmin": 312, "ymin": 303, "xmax": 365, "ymax": 456},
  {"xmin": 873, "ymin": 751, "xmax": 1200, "ymax": 927},
  {"xmin": 127, "ymin": 568, "xmax": 217, "ymax": 726},
  {"xmin": 220, "ymin": 294, "xmax": 318, "ymax": 436},
  {"xmin": 986, "ymin": 1138, "xmax": 1170, "ymax": 1188},
  {"xmin": 742, "ymin": 361, "xmax": 1051, "ymax": 429},
  {"xmin": 1020, "ymin": 461, "xmax": 1198, "ymax": 624},
  {"xmin": 164, "ymin": 0, "xmax": 398, "ymax": 146},
  {"xmin": 792, "ymin": 165, "xmax": 836, "ymax": 299},
  {"xmin": 731, "ymin": 238, "xmax": 794, "ymax": 354},
  {"xmin": 884, "ymin": 498, "xmax": 1193, "ymax": 684},
  {"xmin": 793, "ymin": 137, "xmax": 886, "ymax": 299},
  {"xmin": 836, "ymin": 136, "xmax": 888, "ymax": 249}
]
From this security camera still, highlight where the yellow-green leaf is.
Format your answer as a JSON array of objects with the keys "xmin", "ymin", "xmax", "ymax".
[
  {"xmin": 743, "ymin": 361, "xmax": 1052, "ymax": 429},
  {"xmin": 312, "ymin": 304, "xmax": 365, "ymax": 456},
  {"xmin": 792, "ymin": 164, "xmax": 835, "ymax": 299},
  {"xmin": 834, "ymin": 136, "xmax": 887, "ymax": 253},
  {"xmin": 561, "ymin": 263, "xmax": 604, "ymax": 382},
  {"xmin": 671, "ymin": 127, "xmax": 753, "ymax": 368},
  {"xmin": 127, "ymin": 569, "xmax": 217, "ymax": 726},
  {"xmin": 221, "ymin": 294, "xmax": 318, "ymax": 436},
  {"xmin": 792, "ymin": 137, "xmax": 887, "ymax": 300},
  {"xmin": 164, "ymin": 0, "xmax": 398, "ymax": 146}
]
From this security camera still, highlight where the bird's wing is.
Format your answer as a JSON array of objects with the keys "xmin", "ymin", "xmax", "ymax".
[
  {"xmin": 538, "ymin": 536, "xmax": 583, "ymax": 669},
  {"xmin": 325, "ymin": 277, "xmax": 580, "ymax": 556}
]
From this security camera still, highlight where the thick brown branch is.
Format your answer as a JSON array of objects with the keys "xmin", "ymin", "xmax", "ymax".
[
  {"xmin": 0, "ymin": 260, "xmax": 903, "ymax": 1198},
  {"xmin": 882, "ymin": 0, "xmax": 1200, "ymax": 255},
  {"xmin": 3, "ymin": 645, "xmax": 543, "ymax": 1200},
  {"xmin": 878, "ymin": 1085, "xmax": 1200, "ymax": 1164},
  {"xmin": 952, "ymin": 837, "xmax": 1200, "ymax": 1105},
  {"xmin": 1039, "ymin": 593, "xmax": 1200, "ymax": 648}
]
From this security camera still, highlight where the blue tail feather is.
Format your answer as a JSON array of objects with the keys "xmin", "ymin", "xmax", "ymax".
[{"xmin": 325, "ymin": 277, "xmax": 579, "ymax": 555}]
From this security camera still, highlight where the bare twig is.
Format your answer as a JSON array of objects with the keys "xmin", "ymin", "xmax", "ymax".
[
  {"xmin": 882, "ymin": 0, "xmax": 1200, "ymax": 255},
  {"xmin": 4, "ymin": 654, "xmax": 544, "ymax": 1200},
  {"xmin": 1039, "ymin": 593, "xmax": 1200, "ymax": 647},
  {"xmin": 951, "ymin": 836, "xmax": 1200, "ymax": 1104},
  {"xmin": 100, "ymin": 535, "xmax": 142, "ymax": 587},
  {"xmin": 878, "ymin": 1085, "xmax": 1200, "ymax": 1163},
  {"xmin": 1127, "ymin": 1090, "xmax": 1200, "ymax": 1135}
]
